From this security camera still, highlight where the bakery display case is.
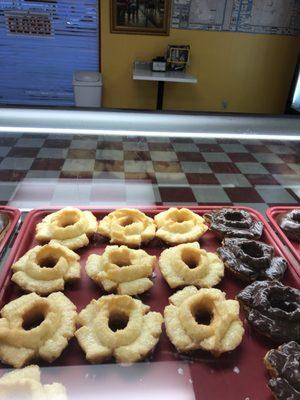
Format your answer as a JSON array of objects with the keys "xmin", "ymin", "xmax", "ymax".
[{"xmin": 0, "ymin": 107, "xmax": 299, "ymax": 399}]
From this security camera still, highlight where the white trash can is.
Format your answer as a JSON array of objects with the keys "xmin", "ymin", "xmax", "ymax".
[{"xmin": 73, "ymin": 71, "xmax": 103, "ymax": 107}]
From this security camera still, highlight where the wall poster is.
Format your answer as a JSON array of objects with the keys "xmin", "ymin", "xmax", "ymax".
[{"xmin": 172, "ymin": 0, "xmax": 300, "ymax": 36}]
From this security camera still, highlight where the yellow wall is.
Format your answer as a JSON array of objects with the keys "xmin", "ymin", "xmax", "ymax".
[{"xmin": 100, "ymin": 2, "xmax": 299, "ymax": 114}]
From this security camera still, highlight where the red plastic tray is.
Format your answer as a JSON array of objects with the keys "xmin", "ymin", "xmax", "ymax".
[
  {"xmin": 0, "ymin": 206, "xmax": 299, "ymax": 400},
  {"xmin": 267, "ymin": 206, "xmax": 300, "ymax": 268},
  {"xmin": 0, "ymin": 206, "xmax": 21, "ymax": 255}
]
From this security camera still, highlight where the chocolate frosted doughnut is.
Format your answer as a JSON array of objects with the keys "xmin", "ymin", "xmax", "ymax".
[
  {"xmin": 217, "ymin": 238, "xmax": 287, "ymax": 282},
  {"xmin": 264, "ymin": 341, "xmax": 300, "ymax": 400},
  {"xmin": 237, "ymin": 281, "xmax": 300, "ymax": 343},
  {"xmin": 278, "ymin": 209, "xmax": 300, "ymax": 241},
  {"xmin": 0, "ymin": 213, "xmax": 9, "ymax": 241},
  {"xmin": 204, "ymin": 208, "xmax": 263, "ymax": 239}
]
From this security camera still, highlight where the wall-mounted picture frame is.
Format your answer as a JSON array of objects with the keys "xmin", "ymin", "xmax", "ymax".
[{"xmin": 110, "ymin": 1, "xmax": 171, "ymax": 36}]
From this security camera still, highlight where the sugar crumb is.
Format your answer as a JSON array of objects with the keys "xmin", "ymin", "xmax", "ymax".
[
  {"xmin": 233, "ymin": 366, "xmax": 240, "ymax": 374},
  {"xmin": 177, "ymin": 368, "xmax": 184, "ymax": 375}
]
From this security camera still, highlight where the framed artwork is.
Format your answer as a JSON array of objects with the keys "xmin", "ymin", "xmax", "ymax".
[{"xmin": 110, "ymin": 0, "xmax": 171, "ymax": 36}]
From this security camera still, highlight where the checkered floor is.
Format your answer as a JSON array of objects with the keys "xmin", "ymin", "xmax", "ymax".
[{"xmin": 0, "ymin": 133, "xmax": 299, "ymax": 213}]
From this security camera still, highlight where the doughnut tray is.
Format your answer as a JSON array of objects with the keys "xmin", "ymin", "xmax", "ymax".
[
  {"xmin": 0, "ymin": 206, "xmax": 299, "ymax": 400},
  {"xmin": 0, "ymin": 206, "xmax": 20, "ymax": 256},
  {"xmin": 267, "ymin": 206, "xmax": 300, "ymax": 268}
]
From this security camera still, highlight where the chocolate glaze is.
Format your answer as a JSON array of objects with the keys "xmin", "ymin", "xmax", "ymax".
[
  {"xmin": 217, "ymin": 238, "xmax": 287, "ymax": 282},
  {"xmin": 278, "ymin": 209, "xmax": 300, "ymax": 241},
  {"xmin": 237, "ymin": 281, "xmax": 300, "ymax": 343},
  {"xmin": 265, "ymin": 341, "xmax": 300, "ymax": 400},
  {"xmin": 0, "ymin": 213, "xmax": 9, "ymax": 239},
  {"xmin": 204, "ymin": 208, "xmax": 263, "ymax": 239}
]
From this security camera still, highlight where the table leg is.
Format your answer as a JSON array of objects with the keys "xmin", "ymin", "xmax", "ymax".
[{"xmin": 156, "ymin": 81, "xmax": 164, "ymax": 110}]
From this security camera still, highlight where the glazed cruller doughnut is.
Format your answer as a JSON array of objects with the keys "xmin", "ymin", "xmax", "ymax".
[
  {"xmin": 36, "ymin": 207, "xmax": 97, "ymax": 250},
  {"xmin": 11, "ymin": 240, "xmax": 80, "ymax": 295},
  {"xmin": 204, "ymin": 208, "xmax": 263, "ymax": 239},
  {"xmin": 98, "ymin": 209, "xmax": 156, "ymax": 247},
  {"xmin": 75, "ymin": 294, "xmax": 163, "ymax": 363},
  {"xmin": 0, "ymin": 365, "xmax": 67, "ymax": 399},
  {"xmin": 164, "ymin": 286, "xmax": 244, "ymax": 356},
  {"xmin": 0, "ymin": 292, "xmax": 77, "ymax": 368},
  {"xmin": 237, "ymin": 281, "xmax": 300, "ymax": 343},
  {"xmin": 159, "ymin": 242, "xmax": 224, "ymax": 289},
  {"xmin": 86, "ymin": 245, "xmax": 156, "ymax": 295},
  {"xmin": 155, "ymin": 208, "xmax": 208, "ymax": 245}
]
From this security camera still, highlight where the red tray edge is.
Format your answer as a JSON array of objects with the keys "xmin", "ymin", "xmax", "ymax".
[
  {"xmin": 1, "ymin": 205, "xmax": 299, "ymax": 294},
  {"xmin": 0, "ymin": 206, "xmax": 21, "ymax": 256},
  {"xmin": 266, "ymin": 206, "xmax": 300, "ymax": 267}
]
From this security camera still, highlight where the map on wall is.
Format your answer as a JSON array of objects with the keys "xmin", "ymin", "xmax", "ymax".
[{"xmin": 172, "ymin": 0, "xmax": 300, "ymax": 35}]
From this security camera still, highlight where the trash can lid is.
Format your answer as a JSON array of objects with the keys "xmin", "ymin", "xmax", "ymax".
[{"xmin": 73, "ymin": 71, "xmax": 102, "ymax": 86}]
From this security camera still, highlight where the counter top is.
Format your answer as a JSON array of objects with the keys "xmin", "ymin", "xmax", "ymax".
[{"xmin": 133, "ymin": 61, "xmax": 198, "ymax": 83}]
